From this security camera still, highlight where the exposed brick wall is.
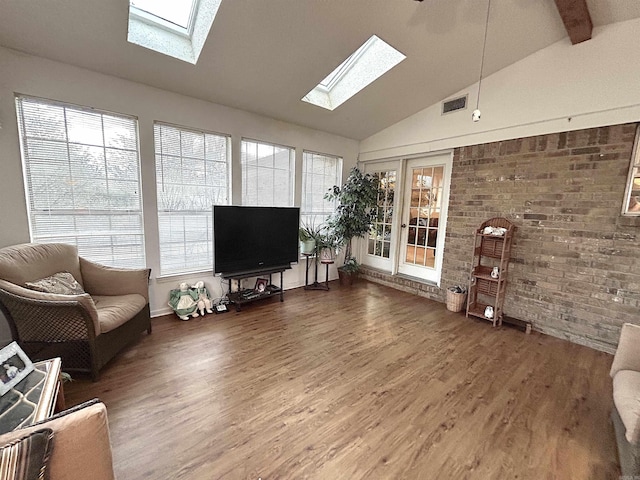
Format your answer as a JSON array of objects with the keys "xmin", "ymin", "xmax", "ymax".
[{"xmin": 363, "ymin": 123, "xmax": 640, "ymax": 353}]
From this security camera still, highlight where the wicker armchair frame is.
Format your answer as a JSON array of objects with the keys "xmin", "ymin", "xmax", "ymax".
[{"xmin": 0, "ymin": 286, "xmax": 151, "ymax": 381}]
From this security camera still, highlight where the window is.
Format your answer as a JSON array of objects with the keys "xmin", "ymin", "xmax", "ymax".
[
  {"xmin": 241, "ymin": 139, "xmax": 294, "ymax": 207},
  {"xmin": 127, "ymin": 0, "xmax": 222, "ymax": 64},
  {"xmin": 15, "ymin": 95, "xmax": 145, "ymax": 268},
  {"xmin": 302, "ymin": 35, "xmax": 406, "ymax": 111},
  {"xmin": 155, "ymin": 123, "xmax": 230, "ymax": 276},
  {"xmin": 623, "ymin": 125, "xmax": 640, "ymax": 215},
  {"xmin": 301, "ymin": 151, "xmax": 342, "ymax": 228},
  {"xmin": 130, "ymin": 0, "xmax": 196, "ymax": 31}
]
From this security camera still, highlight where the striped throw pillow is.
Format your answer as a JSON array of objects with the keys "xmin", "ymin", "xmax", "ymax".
[{"xmin": 0, "ymin": 429, "xmax": 53, "ymax": 480}]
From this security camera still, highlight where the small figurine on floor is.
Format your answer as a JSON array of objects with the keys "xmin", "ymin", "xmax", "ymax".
[
  {"xmin": 168, "ymin": 282, "xmax": 199, "ymax": 320},
  {"xmin": 192, "ymin": 281, "xmax": 213, "ymax": 316}
]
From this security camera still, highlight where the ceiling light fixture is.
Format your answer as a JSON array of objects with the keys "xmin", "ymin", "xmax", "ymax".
[{"xmin": 473, "ymin": 0, "xmax": 491, "ymax": 123}]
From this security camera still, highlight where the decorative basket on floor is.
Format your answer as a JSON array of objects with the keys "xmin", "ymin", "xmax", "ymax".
[{"xmin": 446, "ymin": 290, "xmax": 467, "ymax": 312}]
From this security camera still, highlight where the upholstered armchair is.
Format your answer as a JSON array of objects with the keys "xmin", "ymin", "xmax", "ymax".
[
  {"xmin": 0, "ymin": 399, "xmax": 116, "ymax": 480},
  {"xmin": 0, "ymin": 243, "xmax": 151, "ymax": 380},
  {"xmin": 611, "ymin": 323, "xmax": 640, "ymax": 475}
]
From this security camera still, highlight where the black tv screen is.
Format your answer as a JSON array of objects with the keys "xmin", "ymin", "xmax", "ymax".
[{"xmin": 213, "ymin": 206, "xmax": 300, "ymax": 275}]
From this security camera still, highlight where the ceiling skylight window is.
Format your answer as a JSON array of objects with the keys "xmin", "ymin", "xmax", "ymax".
[
  {"xmin": 127, "ymin": 0, "xmax": 221, "ymax": 64},
  {"xmin": 130, "ymin": 0, "xmax": 196, "ymax": 31},
  {"xmin": 302, "ymin": 35, "xmax": 406, "ymax": 111}
]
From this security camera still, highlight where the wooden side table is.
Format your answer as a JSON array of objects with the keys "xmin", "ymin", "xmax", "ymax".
[{"xmin": 0, "ymin": 358, "xmax": 64, "ymax": 434}]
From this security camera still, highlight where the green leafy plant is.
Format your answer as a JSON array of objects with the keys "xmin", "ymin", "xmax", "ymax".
[
  {"xmin": 316, "ymin": 229, "xmax": 340, "ymax": 262},
  {"xmin": 299, "ymin": 221, "xmax": 330, "ymax": 257},
  {"xmin": 299, "ymin": 222, "xmax": 325, "ymax": 242},
  {"xmin": 325, "ymin": 167, "xmax": 380, "ymax": 272},
  {"xmin": 298, "ymin": 226, "xmax": 314, "ymax": 242},
  {"xmin": 340, "ymin": 256, "xmax": 360, "ymax": 273}
]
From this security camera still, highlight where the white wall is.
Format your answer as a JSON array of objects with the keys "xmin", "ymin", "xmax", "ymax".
[
  {"xmin": 0, "ymin": 46, "xmax": 359, "ymax": 321},
  {"xmin": 359, "ymin": 18, "xmax": 640, "ymax": 161}
]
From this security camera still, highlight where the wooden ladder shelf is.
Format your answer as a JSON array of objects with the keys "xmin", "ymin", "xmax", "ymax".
[{"xmin": 466, "ymin": 217, "xmax": 515, "ymax": 327}]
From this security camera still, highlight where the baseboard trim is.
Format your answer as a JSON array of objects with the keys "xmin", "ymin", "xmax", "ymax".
[{"xmin": 151, "ymin": 307, "xmax": 174, "ymax": 318}]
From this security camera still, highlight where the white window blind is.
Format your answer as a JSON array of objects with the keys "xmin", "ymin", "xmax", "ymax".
[
  {"xmin": 301, "ymin": 151, "xmax": 342, "ymax": 228},
  {"xmin": 155, "ymin": 122, "xmax": 230, "ymax": 275},
  {"xmin": 241, "ymin": 139, "xmax": 294, "ymax": 206},
  {"xmin": 15, "ymin": 96, "xmax": 145, "ymax": 268}
]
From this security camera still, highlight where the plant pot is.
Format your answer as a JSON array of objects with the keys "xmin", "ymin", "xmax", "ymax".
[
  {"xmin": 320, "ymin": 248, "xmax": 335, "ymax": 263},
  {"xmin": 338, "ymin": 268, "xmax": 357, "ymax": 286},
  {"xmin": 299, "ymin": 239, "xmax": 316, "ymax": 255}
]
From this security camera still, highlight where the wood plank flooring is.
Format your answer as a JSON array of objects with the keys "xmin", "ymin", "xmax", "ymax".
[{"xmin": 65, "ymin": 280, "xmax": 619, "ymax": 479}]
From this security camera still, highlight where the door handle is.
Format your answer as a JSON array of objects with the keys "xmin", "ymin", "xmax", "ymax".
[{"xmin": 401, "ymin": 223, "xmax": 407, "ymax": 228}]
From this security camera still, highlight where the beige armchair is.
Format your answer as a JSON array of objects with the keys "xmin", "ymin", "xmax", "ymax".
[
  {"xmin": 0, "ymin": 243, "xmax": 151, "ymax": 380},
  {"xmin": 0, "ymin": 399, "xmax": 116, "ymax": 480},
  {"xmin": 610, "ymin": 322, "xmax": 640, "ymax": 476}
]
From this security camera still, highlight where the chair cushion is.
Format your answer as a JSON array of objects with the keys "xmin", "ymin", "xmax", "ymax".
[
  {"xmin": 93, "ymin": 294, "xmax": 146, "ymax": 334},
  {"xmin": 613, "ymin": 370, "xmax": 640, "ymax": 444},
  {"xmin": 0, "ymin": 428, "xmax": 53, "ymax": 480},
  {"xmin": 25, "ymin": 272, "xmax": 85, "ymax": 296},
  {"xmin": 0, "ymin": 243, "xmax": 83, "ymax": 287}
]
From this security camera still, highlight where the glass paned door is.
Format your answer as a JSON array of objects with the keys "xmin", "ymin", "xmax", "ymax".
[
  {"xmin": 368, "ymin": 170, "xmax": 395, "ymax": 259},
  {"xmin": 405, "ymin": 165, "xmax": 442, "ymax": 268},
  {"xmin": 361, "ymin": 161, "xmax": 399, "ymax": 271},
  {"xmin": 398, "ymin": 154, "xmax": 452, "ymax": 284}
]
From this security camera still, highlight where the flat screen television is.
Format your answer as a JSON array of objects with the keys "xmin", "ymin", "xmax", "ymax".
[{"xmin": 213, "ymin": 205, "xmax": 300, "ymax": 276}]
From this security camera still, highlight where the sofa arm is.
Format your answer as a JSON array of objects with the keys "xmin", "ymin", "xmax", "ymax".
[
  {"xmin": 0, "ymin": 279, "xmax": 100, "ymax": 340},
  {"xmin": 80, "ymin": 257, "xmax": 150, "ymax": 302},
  {"xmin": 611, "ymin": 323, "xmax": 640, "ymax": 377},
  {"xmin": 0, "ymin": 400, "xmax": 115, "ymax": 480}
]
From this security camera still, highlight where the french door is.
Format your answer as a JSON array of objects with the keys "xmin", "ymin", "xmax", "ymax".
[
  {"xmin": 360, "ymin": 152, "xmax": 452, "ymax": 285},
  {"xmin": 362, "ymin": 161, "xmax": 399, "ymax": 271}
]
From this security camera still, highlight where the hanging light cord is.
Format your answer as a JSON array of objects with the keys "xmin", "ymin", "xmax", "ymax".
[{"xmin": 476, "ymin": 0, "xmax": 492, "ymax": 111}]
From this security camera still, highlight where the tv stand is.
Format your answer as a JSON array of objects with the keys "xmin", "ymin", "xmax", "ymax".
[{"xmin": 222, "ymin": 266, "xmax": 290, "ymax": 311}]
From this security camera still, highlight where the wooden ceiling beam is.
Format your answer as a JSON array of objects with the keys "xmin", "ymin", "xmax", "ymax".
[{"xmin": 553, "ymin": 0, "xmax": 593, "ymax": 45}]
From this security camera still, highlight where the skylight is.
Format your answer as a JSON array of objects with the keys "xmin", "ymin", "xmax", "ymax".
[
  {"xmin": 130, "ymin": 0, "xmax": 196, "ymax": 31},
  {"xmin": 127, "ymin": 0, "xmax": 221, "ymax": 64},
  {"xmin": 302, "ymin": 35, "xmax": 406, "ymax": 111}
]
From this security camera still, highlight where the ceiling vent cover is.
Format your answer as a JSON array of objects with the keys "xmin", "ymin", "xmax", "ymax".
[{"xmin": 442, "ymin": 95, "xmax": 468, "ymax": 115}]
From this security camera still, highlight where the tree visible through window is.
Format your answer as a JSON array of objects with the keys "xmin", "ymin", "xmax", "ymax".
[
  {"xmin": 15, "ymin": 96, "xmax": 145, "ymax": 268},
  {"xmin": 155, "ymin": 123, "xmax": 230, "ymax": 275}
]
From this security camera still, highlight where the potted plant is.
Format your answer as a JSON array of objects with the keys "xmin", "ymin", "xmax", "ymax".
[
  {"xmin": 299, "ymin": 224, "xmax": 317, "ymax": 255},
  {"xmin": 317, "ymin": 230, "xmax": 339, "ymax": 263},
  {"xmin": 325, "ymin": 167, "xmax": 380, "ymax": 285}
]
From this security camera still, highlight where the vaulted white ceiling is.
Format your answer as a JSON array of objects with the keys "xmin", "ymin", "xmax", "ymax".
[{"xmin": 0, "ymin": 0, "xmax": 639, "ymax": 140}]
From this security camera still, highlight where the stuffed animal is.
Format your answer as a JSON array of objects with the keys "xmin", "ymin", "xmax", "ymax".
[
  {"xmin": 192, "ymin": 281, "xmax": 213, "ymax": 315},
  {"xmin": 168, "ymin": 282, "xmax": 199, "ymax": 320}
]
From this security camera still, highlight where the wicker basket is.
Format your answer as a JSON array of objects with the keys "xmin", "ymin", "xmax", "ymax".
[{"xmin": 446, "ymin": 290, "xmax": 467, "ymax": 312}]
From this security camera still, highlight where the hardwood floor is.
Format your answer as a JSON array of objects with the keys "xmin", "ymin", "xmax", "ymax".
[{"xmin": 65, "ymin": 280, "xmax": 619, "ymax": 479}]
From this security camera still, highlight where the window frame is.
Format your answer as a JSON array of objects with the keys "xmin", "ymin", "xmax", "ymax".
[
  {"xmin": 300, "ymin": 150, "xmax": 342, "ymax": 229},
  {"xmin": 154, "ymin": 121, "xmax": 231, "ymax": 277},
  {"xmin": 241, "ymin": 138, "xmax": 295, "ymax": 207},
  {"xmin": 622, "ymin": 125, "xmax": 640, "ymax": 216},
  {"xmin": 15, "ymin": 94, "xmax": 146, "ymax": 269},
  {"xmin": 129, "ymin": 0, "xmax": 198, "ymax": 38}
]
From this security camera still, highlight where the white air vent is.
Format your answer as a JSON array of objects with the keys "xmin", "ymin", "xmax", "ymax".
[{"xmin": 442, "ymin": 95, "xmax": 468, "ymax": 115}]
